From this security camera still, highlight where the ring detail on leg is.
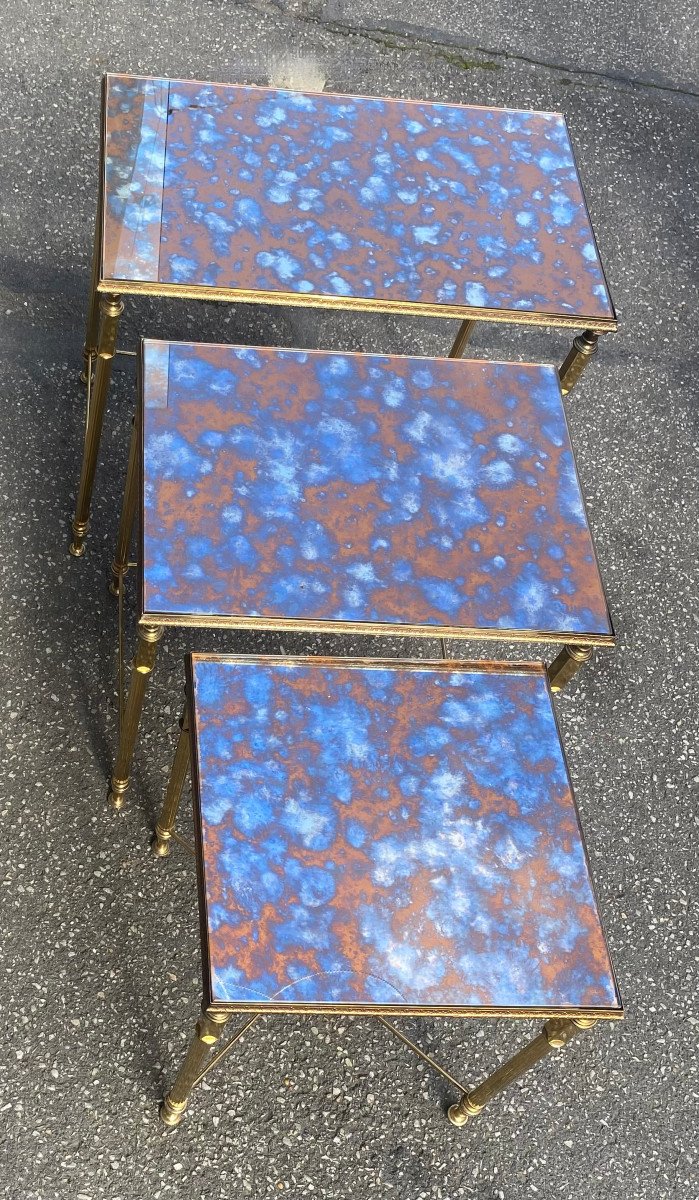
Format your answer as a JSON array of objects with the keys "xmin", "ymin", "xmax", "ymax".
[
  {"xmin": 559, "ymin": 330, "xmax": 599, "ymax": 396},
  {"xmin": 107, "ymin": 624, "xmax": 163, "ymax": 811}
]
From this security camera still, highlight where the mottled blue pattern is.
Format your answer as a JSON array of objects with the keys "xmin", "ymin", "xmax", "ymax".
[
  {"xmin": 103, "ymin": 75, "xmax": 615, "ymax": 325},
  {"xmin": 192, "ymin": 657, "xmax": 620, "ymax": 1012},
  {"xmin": 142, "ymin": 341, "xmax": 613, "ymax": 640}
]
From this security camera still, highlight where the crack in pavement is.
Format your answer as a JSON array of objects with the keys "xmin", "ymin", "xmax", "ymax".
[{"xmin": 247, "ymin": 0, "xmax": 699, "ymax": 104}]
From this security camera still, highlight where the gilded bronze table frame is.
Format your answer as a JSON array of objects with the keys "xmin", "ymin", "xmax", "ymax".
[
  {"xmin": 151, "ymin": 654, "xmax": 622, "ymax": 1132},
  {"xmin": 70, "ymin": 77, "xmax": 617, "ymax": 560}
]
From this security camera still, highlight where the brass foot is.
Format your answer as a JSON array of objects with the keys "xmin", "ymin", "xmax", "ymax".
[
  {"xmin": 159, "ymin": 1095, "xmax": 187, "ymax": 1128},
  {"xmin": 70, "ymin": 519, "xmax": 89, "ymax": 557},
  {"xmin": 108, "ymin": 778, "xmax": 129, "ymax": 811},
  {"xmin": 151, "ymin": 829, "xmax": 171, "ymax": 858},
  {"xmin": 447, "ymin": 1097, "xmax": 483, "ymax": 1127}
]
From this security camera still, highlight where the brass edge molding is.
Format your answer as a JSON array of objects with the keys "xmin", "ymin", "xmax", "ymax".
[
  {"xmin": 137, "ymin": 612, "xmax": 615, "ymax": 647},
  {"xmin": 186, "ymin": 653, "xmax": 550, "ymax": 674},
  {"xmin": 97, "ymin": 277, "xmax": 617, "ymax": 332},
  {"xmin": 203, "ymin": 1001, "xmax": 623, "ymax": 1019}
]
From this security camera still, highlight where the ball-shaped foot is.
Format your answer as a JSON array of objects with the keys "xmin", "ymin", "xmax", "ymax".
[
  {"xmin": 447, "ymin": 1102, "xmax": 470, "ymax": 1127},
  {"xmin": 69, "ymin": 540, "xmax": 86, "ymax": 558},
  {"xmin": 159, "ymin": 1096, "xmax": 186, "ymax": 1128}
]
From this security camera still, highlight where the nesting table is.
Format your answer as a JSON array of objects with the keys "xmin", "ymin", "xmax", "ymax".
[
  {"xmin": 70, "ymin": 73, "xmax": 616, "ymax": 558},
  {"xmin": 154, "ymin": 654, "xmax": 621, "ymax": 1128},
  {"xmin": 107, "ymin": 338, "xmax": 613, "ymax": 810},
  {"xmin": 69, "ymin": 73, "xmax": 623, "ymax": 1137}
]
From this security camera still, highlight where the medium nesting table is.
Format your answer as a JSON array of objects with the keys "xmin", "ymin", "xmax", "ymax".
[
  {"xmin": 154, "ymin": 654, "xmax": 622, "ymax": 1129},
  {"xmin": 71, "ymin": 73, "xmax": 616, "ymax": 557},
  {"xmin": 107, "ymin": 339, "xmax": 613, "ymax": 811}
]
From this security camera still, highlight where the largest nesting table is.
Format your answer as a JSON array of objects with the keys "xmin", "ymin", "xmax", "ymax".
[{"xmin": 70, "ymin": 73, "xmax": 616, "ymax": 558}]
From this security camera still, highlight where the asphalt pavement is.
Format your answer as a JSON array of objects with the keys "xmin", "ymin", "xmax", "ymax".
[{"xmin": 0, "ymin": 2, "xmax": 697, "ymax": 1197}]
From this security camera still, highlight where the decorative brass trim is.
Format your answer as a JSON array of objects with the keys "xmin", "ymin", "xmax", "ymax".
[
  {"xmin": 189, "ymin": 1000, "xmax": 622, "ymax": 1021},
  {"xmin": 187, "ymin": 653, "xmax": 542, "ymax": 674},
  {"xmin": 99, "ymin": 275, "xmax": 617, "ymax": 330},
  {"xmin": 139, "ymin": 609, "xmax": 615, "ymax": 648}
]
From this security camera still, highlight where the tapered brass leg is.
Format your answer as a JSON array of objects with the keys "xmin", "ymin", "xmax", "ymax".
[
  {"xmin": 81, "ymin": 184, "xmax": 103, "ymax": 385},
  {"xmin": 559, "ymin": 330, "xmax": 599, "ymax": 395},
  {"xmin": 160, "ymin": 1006, "xmax": 231, "ymax": 1128},
  {"xmin": 70, "ymin": 293, "xmax": 124, "ymax": 557},
  {"xmin": 547, "ymin": 644, "xmax": 593, "ymax": 693},
  {"xmin": 108, "ymin": 624, "xmax": 163, "ymax": 810},
  {"xmin": 109, "ymin": 413, "xmax": 140, "ymax": 596},
  {"xmin": 448, "ymin": 319, "xmax": 477, "ymax": 359},
  {"xmin": 447, "ymin": 1017, "xmax": 596, "ymax": 1127},
  {"xmin": 152, "ymin": 705, "xmax": 191, "ymax": 857},
  {"xmin": 81, "ymin": 234, "xmax": 102, "ymax": 386}
]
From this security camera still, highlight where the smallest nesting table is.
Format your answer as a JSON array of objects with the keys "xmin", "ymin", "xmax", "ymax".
[{"xmin": 154, "ymin": 654, "xmax": 622, "ymax": 1130}]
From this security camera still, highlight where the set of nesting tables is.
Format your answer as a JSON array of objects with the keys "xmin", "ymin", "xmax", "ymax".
[{"xmin": 70, "ymin": 73, "xmax": 622, "ymax": 1137}]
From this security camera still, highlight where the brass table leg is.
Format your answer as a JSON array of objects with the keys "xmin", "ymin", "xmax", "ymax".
[
  {"xmin": 70, "ymin": 292, "xmax": 123, "ymax": 557},
  {"xmin": 108, "ymin": 624, "xmax": 163, "ymax": 810},
  {"xmin": 448, "ymin": 1017, "xmax": 596, "ymax": 1127},
  {"xmin": 160, "ymin": 1006, "xmax": 231, "ymax": 1129},
  {"xmin": 547, "ymin": 644, "xmax": 593, "ymax": 693},
  {"xmin": 81, "ymin": 187, "xmax": 103, "ymax": 386},
  {"xmin": 448, "ymin": 319, "xmax": 477, "ymax": 359},
  {"xmin": 559, "ymin": 330, "xmax": 599, "ymax": 395},
  {"xmin": 109, "ymin": 412, "xmax": 140, "ymax": 596},
  {"xmin": 152, "ymin": 704, "xmax": 191, "ymax": 857}
]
